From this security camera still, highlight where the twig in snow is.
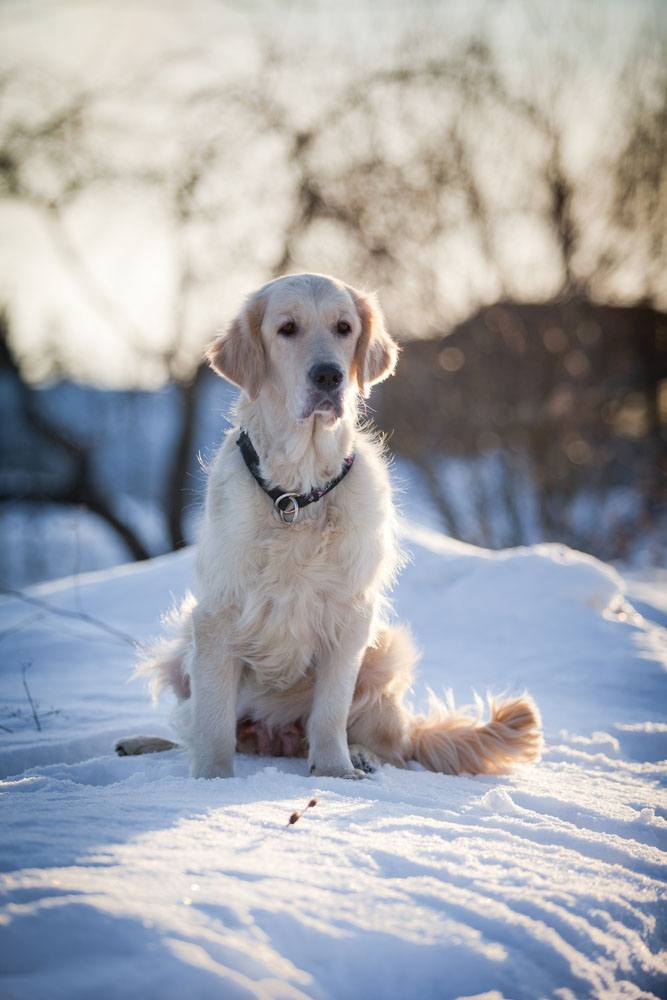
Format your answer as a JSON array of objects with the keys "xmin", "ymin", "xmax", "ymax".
[
  {"xmin": 235, "ymin": 796, "xmax": 321, "ymax": 855},
  {"xmin": 0, "ymin": 583, "xmax": 138, "ymax": 647},
  {"xmin": 286, "ymin": 797, "xmax": 318, "ymax": 828},
  {"xmin": 0, "ymin": 612, "xmax": 46, "ymax": 644},
  {"xmin": 21, "ymin": 663, "xmax": 42, "ymax": 732},
  {"xmin": 0, "ymin": 705, "xmax": 63, "ymax": 733}
]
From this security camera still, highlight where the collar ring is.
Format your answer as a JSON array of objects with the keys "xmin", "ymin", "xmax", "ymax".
[{"xmin": 274, "ymin": 493, "xmax": 300, "ymax": 525}]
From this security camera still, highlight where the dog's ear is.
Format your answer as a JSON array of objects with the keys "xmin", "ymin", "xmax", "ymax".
[
  {"xmin": 206, "ymin": 292, "xmax": 266, "ymax": 400},
  {"xmin": 348, "ymin": 286, "xmax": 398, "ymax": 397}
]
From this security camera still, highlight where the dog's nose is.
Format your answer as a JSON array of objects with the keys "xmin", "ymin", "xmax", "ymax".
[{"xmin": 309, "ymin": 363, "xmax": 344, "ymax": 392}]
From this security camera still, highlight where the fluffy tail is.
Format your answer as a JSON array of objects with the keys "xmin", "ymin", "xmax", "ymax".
[
  {"xmin": 410, "ymin": 690, "xmax": 543, "ymax": 775},
  {"xmin": 134, "ymin": 593, "xmax": 195, "ymax": 702}
]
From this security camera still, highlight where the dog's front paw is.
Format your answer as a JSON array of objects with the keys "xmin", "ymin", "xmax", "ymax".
[
  {"xmin": 190, "ymin": 759, "xmax": 234, "ymax": 780},
  {"xmin": 309, "ymin": 763, "xmax": 367, "ymax": 780}
]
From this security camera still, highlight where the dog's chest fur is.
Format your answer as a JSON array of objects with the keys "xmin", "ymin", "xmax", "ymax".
[{"xmin": 196, "ymin": 432, "xmax": 397, "ymax": 691}]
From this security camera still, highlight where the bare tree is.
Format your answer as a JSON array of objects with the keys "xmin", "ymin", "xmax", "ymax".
[{"xmin": 1, "ymin": 17, "xmax": 664, "ymax": 567}]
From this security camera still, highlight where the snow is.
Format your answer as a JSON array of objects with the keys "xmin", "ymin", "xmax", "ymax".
[{"xmin": 1, "ymin": 523, "xmax": 666, "ymax": 999}]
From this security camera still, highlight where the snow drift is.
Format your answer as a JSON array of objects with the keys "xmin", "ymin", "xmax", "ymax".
[{"xmin": 0, "ymin": 522, "xmax": 665, "ymax": 999}]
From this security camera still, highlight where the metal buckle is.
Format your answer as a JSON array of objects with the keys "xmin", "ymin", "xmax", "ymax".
[{"xmin": 274, "ymin": 493, "xmax": 300, "ymax": 525}]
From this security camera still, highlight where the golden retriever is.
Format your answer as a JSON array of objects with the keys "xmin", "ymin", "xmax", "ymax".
[{"xmin": 117, "ymin": 273, "xmax": 542, "ymax": 779}]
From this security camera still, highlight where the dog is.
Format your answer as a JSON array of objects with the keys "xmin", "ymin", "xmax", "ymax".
[{"xmin": 116, "ymin": 273, "xmax": 542, "ymax": 779}]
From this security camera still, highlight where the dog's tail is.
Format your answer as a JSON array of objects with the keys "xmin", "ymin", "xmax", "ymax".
[
  {"xmin": 355, "ymin": 626, "xmax": 542, "ymax": 775},
  {"xmin": 409, "ymin": 689, "xmax": 543, "ymax": 775},
  {"xmin": 134, "ymin": 593, "xmax": 195, "ymax": 702}
]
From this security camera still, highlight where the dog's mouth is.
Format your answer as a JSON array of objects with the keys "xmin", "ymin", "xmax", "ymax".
[{"xmin": 300, "ymin": 391, "xmax": 344, "ymax": 422}]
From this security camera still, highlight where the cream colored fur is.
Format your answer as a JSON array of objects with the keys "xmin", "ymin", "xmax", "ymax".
[{"xmin": 122, "ymin": 273, "xmax": 542, "ymax": 779}]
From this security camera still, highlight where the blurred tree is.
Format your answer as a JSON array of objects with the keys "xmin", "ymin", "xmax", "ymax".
[
  {"xmin": 0, "ymin": 312, "xmax": 150, "ymax": 561},
  {"xmin": 0, "ymin": 9, "xmax": 664, "ymax": 566}
]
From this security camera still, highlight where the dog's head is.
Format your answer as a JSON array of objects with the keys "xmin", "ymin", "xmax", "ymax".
[{"xmin": 207, "ymin": 273, "xmax": 398, "ymax": 426}]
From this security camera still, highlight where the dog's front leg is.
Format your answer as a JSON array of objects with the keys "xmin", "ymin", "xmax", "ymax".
[
  {"xmin": 308, "ymin": 619, "xmax": 371, "ymax": 779},
  {"xmin": 189, "ymin": 608, "xmax": 241, "ymax": 779}
]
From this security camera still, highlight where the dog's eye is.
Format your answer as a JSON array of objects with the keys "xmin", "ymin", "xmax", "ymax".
[
  {"xmin": 336, "ymin": 320, "xmax": 352, "ymax": 336},
  {"xmin": 278, "ymin": 320, "xmax": 297, "ymax": 337}
]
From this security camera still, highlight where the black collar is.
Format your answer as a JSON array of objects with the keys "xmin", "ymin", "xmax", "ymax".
[{"xmin": 236, "ymin": 429, "xmax": 355, "ymax": 524}]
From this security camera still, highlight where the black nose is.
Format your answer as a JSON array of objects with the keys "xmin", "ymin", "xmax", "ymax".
[{"xmin": 309, "ymin": 363, "xmax": 344, "ymax": 392}]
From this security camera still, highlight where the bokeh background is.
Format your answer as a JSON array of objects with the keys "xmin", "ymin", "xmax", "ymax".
[{"xmin": 1, "ymin": 0, "xmax": 665, "ymax": 588}]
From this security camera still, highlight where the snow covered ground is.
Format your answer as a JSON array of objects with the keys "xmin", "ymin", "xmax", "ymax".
[{"xmin": 1, "ymin": 522, "xmax": 665, "ymax": 999}]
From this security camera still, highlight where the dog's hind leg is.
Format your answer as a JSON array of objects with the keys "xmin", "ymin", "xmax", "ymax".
[
  {"xmin": 346, "ymin": 625, "xmax": 418, "ymax": 768},
  {"xmin": 115, "ymin": 736, "xmax": 180, "ymax": 756},
  {"xmin": 348, "ymin": 744, "xmax": 382, "ymax": 773}
]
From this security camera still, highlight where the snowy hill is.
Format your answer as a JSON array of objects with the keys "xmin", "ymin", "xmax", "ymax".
[{"xmin": 1, "ymin": 523, "xmax": 665, "ymax": 999}]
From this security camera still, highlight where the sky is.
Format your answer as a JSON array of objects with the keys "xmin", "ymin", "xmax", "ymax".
[{"xmin": 0, "ymin": 0, "xmax": 664, "ymax": 387}]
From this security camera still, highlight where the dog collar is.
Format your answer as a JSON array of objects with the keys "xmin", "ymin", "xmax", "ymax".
[{"xmin": 236, "ymin": 429, "xmax": 355, "ymax": 525}]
